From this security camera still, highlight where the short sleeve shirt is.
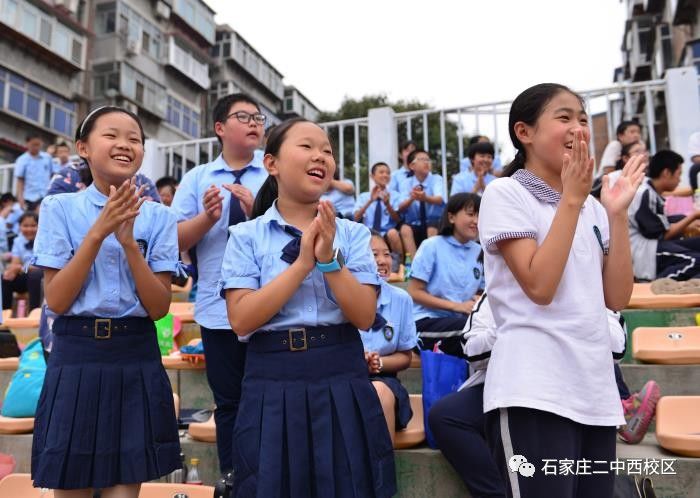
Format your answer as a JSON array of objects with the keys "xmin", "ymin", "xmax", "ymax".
[
  {"xmin": 353, "ymin": 190, "xmax": 400, "ymax": 235},
  {"xmin": 398, "ymin": 173, "xmax": 446, "ymax": 224},
  {"xmin": 478, "ymin": 169, "xmax": 623, "ymax": 426},
  {"xmin": 33, "ymin": 185, "xmax": 179, "ymax": 317},
  {"xmin": 14, "ymin": 151, "xmax": 58, "ymax": 202},
  {"xmin": 410, "ymin": 235, "xmax": 484, "ymax": 321},
  {"xmin": 219, "ymin": 201, "xmax": 380, "ymax": 341},
  {"xmin": 359, "ymin": 281, "xmax": 418, "ymax": 356},
  {"xmin": 171, "ymin": 153, "xmax": 267, "ymax": 329}
]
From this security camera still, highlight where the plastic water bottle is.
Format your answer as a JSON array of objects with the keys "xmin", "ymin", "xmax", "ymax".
[
  {"xmin": 186, "ymin": 457, "xmax": 202, "ymax": 484},
  {"xmin": 404, "ymin": 253, "xmax": 412, "ymax": 281},
  {"xmin": 694, "ymin": 189, "xmax": 700, "ymax": 210}
]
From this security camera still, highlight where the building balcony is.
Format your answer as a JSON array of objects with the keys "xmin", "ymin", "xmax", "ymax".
[
  {"xmin": 170, "ymin": 0, "xmax": 215, "ymax": 46},
  {"xmin": 0, "ymin": 0, "xmax": 87, "ymax": 71},
  {"xmin": 165, "ymin": 36, "xmax": 210, "ymax": 90}
]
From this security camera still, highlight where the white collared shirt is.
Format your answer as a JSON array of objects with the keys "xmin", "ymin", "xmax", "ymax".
[{"xmin": 478, "ymin": 169, "xmax": 624, "ymax": 426}]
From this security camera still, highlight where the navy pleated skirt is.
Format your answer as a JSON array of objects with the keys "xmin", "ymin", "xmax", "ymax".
[
  {"xmin": 31, "ymin": 317, "xmax": 181, "ymax": 489},
  {"xmin": 369, "ymin": 374, "xmax": 413, "ymax": 430},
  {"xmin": 233, "ymin": 324, "xmax": 397, "ymax": 498}
]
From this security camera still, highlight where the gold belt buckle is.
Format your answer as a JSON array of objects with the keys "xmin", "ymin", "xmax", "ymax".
[
  {"xmin": 288, "ymin": 328, "xmax": 307, "ymax": 351},
  {"xmin": 94, "ymin": 318, "xmax": 112, "ymax": 339}
]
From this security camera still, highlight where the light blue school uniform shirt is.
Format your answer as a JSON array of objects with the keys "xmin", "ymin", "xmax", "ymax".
[
  {"xmin": 450, "ymin": 170, "xmax": 496, "ymax": 196},
  {"xmin": 11, "ymin": 233, "xmax": 34, "ymax": 266},
  {"xmin": 219, "ymin": 201, "xmax": 381, "ymax": 341},
  {"xmin": 410, "ymin": 235, "xmax": 484, "ymax": 321},
  {"xmin": 14, "ymin": 151, "xmax": 59, "ymax": 202},
  {"xmin": 460, "ymin": 156, "xmax": 503, "ymax": 174},
  {"xmin": 32, "ymin": 184, "xmax": 179, "ymax": 317},
  {"xmin": 398, "ymin": 173, "xmax": 446, "ymax": 225},
  {"xmin": 359, "ymin": 280, "xmax": 417, "ymax": 356},
  {"xmin": 321, "ymin": 179, "xmax": 355, "ymax": 216},
  {"xmin": 388, "ymin": 166, "xmax": 411, "ymax": 193},
  {"xmin": 353, "ymin": 190, "xmax": 400, "ymax": 235},
  {"xmin": 3, "ymin": 203, "xmax": 23, "ymax": 235},
  {"xmin": 171, "ymin": 153, "xmax": 267, "ymax": 329}
]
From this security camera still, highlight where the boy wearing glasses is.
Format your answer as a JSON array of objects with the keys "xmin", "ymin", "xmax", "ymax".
[
  {"xmin": 171, "ymin": 93, "xmax": 268, "ymax": 477},
  {"xmin": 397, "ymin": 148, "xmax": 446, "ymax": 258}
]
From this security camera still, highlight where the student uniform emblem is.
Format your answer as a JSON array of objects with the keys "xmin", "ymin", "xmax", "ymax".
[{"xmin": 473, "ymin": 267, "xmax": 481, "ymax": 280}]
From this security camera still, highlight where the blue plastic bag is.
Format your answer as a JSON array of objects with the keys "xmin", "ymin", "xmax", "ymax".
[
  {"xmin": 1, "ymin": 337, "xmax": 47, "ymax": 417},
  {"xmin": 420, "ymin": 349, "xmax": 468, "ymax": 448}
]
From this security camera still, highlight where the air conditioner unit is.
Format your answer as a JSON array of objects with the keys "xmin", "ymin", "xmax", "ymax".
[
  {"xmin": 155, "ymin": 1, "xmax": 171, "ymax": 20},
  {"xmin": 126, "ymin": 38, "xmax": 141, "ymax": 56}
]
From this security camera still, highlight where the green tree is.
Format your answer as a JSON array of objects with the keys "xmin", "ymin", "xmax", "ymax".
[{"xmin": 319, "ymin": 94, "xmax": 468, "ymax": 192}]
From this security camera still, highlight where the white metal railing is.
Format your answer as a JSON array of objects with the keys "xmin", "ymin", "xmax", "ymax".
[{"xmin": 114, "ymin": 72, "xmax": 700, "ymax": 196}]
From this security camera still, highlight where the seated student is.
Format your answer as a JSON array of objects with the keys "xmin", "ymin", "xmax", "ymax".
[
  {"xmin": 688, "ymin": 131, "xmax": 700, "ymax": 191},
  {"xmin": 156, "ymin": 176, "xmax": 178, "ymax": 207},
  {"xmin": 407, "ymin": 193, "xmax": 482, "ymax": 357},
  {"xmin": 2, "ymin": 211, "xmax": 42, "ymax": 311},
  {"xmin": 599, "ymin": 120, "xmax": 642, "ymax": 176},
  {"xmin": 361, "ymin": 232, "xmax": 418, "ymax": 444},
  {"xmin": 460, "ymin": 135, "xmax": 503, "ymax": 175},
  {"xmin": 629, "ymin": 149, "xmax": 700, "ymax": 281},
  {"xmin": 397, "ymin": 149, "xmax": 446, "ymax": 258},
  {"xmin": 429, "ymin": 294, "xmax": 660, "ymax": 498},
  {"xmin": 592, "ymin": 141, "xmax": 648, "ymax": 198},
  {"xmin": 451, "ymin": 142, "xmax": 497, "ymax": 196},
  {"xmin": 321, "ymin": 169, "xmax": 355, "ymax": 218},
  {"xmin": 389, "ymin": 139, "xmax": 417, "ymax": 192},
  {"xmin": 354, "ymin": 162, "xmax": 403, "ymax": 255},
  {"xmin": 0, "ymin": 193, "xmax": 23, "ymax": 249}
]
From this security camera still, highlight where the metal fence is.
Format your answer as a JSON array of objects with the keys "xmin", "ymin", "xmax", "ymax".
[{"xmin": 0, "ymin": 76, "xmax": 692, "ymax": 198}]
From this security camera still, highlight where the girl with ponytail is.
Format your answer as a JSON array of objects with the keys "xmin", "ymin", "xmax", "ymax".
[{"xmin": 477, "ymin": 84, "xmax": 647, "ymax": 498}]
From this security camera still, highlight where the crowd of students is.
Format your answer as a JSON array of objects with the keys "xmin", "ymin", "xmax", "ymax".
[{"xmin": 3, "ymin": 83, "xmax": 697, "ymax": 498}]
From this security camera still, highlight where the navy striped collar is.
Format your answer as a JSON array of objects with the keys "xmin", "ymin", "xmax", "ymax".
[{"xmin": 512, "ymin": 169, "xmax": 561, "ymax": 204}]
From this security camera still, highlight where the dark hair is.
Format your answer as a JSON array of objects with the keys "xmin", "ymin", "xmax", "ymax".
[
  {"xmin": 467, "ymin": 141, "xmax": 495, "ymax": 160},
  {"xmin": 55, "ymin": 141, "xmax": 70, "ymax": 149},
  {"xmin": 75, "ymin": 106, "xmax": 144, "ymax": 145},
  {"xmin": 251, "ymin": 117, "xmax": 315, "ymax": 219},
  {"xmin": 370, "ymin": 162, "xmax": 390, "ymax": 175},
  {"xmin": 400, "ymin": 139, "xmax": 416, "ymax": 152},
  {"xmin": 25, "ymin": 134, "xmax": 42, "ymax": 142},
  {"xmin": 406, "ymin": 148, "xmax": 428, "ymax": 166},
  {"xmin": 0, "ymin": 193, "xmax": 16, "ymax": 204},
  {"xmin": 74, "ymin": 106, "xmax": 145, "ymax": 170},
  {"xmin": 156, "ymin": 176, "xmax": 178, "ymax": 190},
  {"xmin": 19, "ymin": 211, "xmax": 39, "ymax": 225},
  {"xmin": 502, "ymin": 83, "xmax": 584, "ymax": 177},
  {"xmin": 468, "ymin": 135, "xmax": 488, "ymax": 146},
  {"xmin": 616, "ymin": 120, "xmax": 641, "ymax": 137},
  {"xmin": 648, "ymin": 149, "xmax": 684, "ymax": 179},
  {"xmin": 438, "ymin": 193, "xmax": 480, "ymax": 236},
  {"xmin": 615, "ymin": 141, "xmax": 642, "ymax": 170},
  {"xmin": 212, "ymin": 93, "xmax": 260, "ymax": 145}
]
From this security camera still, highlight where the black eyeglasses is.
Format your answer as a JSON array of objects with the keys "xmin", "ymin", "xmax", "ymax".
[{"xmin": 225, "ymin": 111, "xmax": 266, "ymax": 125}]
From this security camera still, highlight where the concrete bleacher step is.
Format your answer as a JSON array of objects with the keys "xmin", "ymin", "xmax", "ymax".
[{"xmin": 1, "ymin": 433, "xmax": 698, "ymax": 497}]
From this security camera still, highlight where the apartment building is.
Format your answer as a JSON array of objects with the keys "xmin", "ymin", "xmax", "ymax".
[{"xmin": 0, "ymin": 0, "xmax": 89, "ymax": 162}]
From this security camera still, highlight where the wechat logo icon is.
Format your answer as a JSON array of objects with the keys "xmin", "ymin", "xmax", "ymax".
[{"xmin": 509, "ymin": 454, "xmax": 536, "ymax": 478}]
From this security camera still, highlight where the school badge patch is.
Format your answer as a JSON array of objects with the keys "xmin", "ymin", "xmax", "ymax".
[
  {"xmin": 473, "ymin": 267, "xmax": 481, "ymax": 280},
  {"xmin": 383, "ymin": 324, "xmax": 395, "ymax": 342},
  {"xmin": 136, "ymin": 239, "xmax": 148, "ymax": 258}
]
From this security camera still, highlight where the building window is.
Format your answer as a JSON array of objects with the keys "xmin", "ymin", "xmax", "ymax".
[
  {"xmin": 0, "ymin": 65, "xmax": 77, "ymax": 136},
  {"xmin": 120, "ymin": 64, "xmax": 166, "ymax": 116},
  {"xmin": 117, "ymin": 3, "xmax": 162, "ymax": 60},
  {"xmin": 285, "ymin": 98, "xmax": 293, "ymax": 112},
  {"xmin": 173, "ymin": 0, "xmax": 214, "ymax": 43},
  {"xmin": 166, "ymin": 95, "xmax": 200, "ymax": 138}
]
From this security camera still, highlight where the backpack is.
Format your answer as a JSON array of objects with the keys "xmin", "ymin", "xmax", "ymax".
[{"xmin": 1, "ymin": 337, "xmax": 47, "ymax": 417}]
